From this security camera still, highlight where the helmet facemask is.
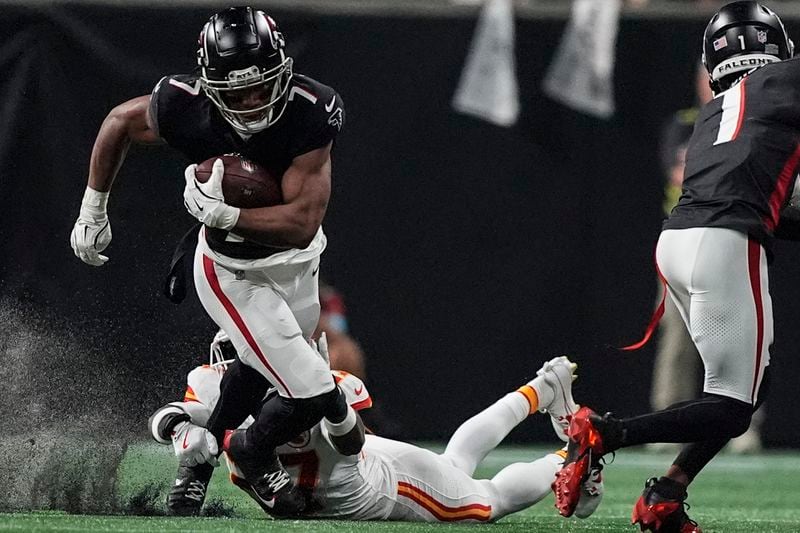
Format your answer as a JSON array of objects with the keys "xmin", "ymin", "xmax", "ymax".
[
  {"xmin": 202, "ymin": 57, "xmax": 293, "ymax": 134},
  {"xmin": 197, "ymin": 7, "xmax": 294, "ymax": 134},
  {"xmin": 209, "ymin": 329, "xmax": 236, "ymax": 373}
]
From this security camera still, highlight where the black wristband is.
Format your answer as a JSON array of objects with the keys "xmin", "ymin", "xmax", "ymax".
[{"xmin": 158, "ymin": 412, "xmax": 191, "ymax": 441}]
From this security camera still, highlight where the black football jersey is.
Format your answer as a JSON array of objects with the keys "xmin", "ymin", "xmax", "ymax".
[
  {"xmin": 663, "ymin": 57, "xmax": 800, "ymax": 256},
  {"xmin": 149, "ymin": 72, "xmax": 345, "ymax": 259}
]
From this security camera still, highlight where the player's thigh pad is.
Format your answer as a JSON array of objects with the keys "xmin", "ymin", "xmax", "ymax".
[
  {"xmin": 194, "ymin": 251, "xmax": 332, "ymax": 399},
  {"xmin": 656, "ymin": 228, "xmax": 772, "ymax": 404},
  {"xmin": 382, "ymin": 442, "xmax": 497, "ymax": 523},
  {"xmin": 246, "ymin": 256, "xmax": 321, "ymax": 339},
  {"xmin": 284, "ymin": 256, "xmax": 321, "ymax": 339}
]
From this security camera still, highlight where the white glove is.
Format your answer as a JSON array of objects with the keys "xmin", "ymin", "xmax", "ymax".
[
  {"xmin": 171, "ymin": 421, "xmax": 219, "ymax": 467},
  {"xmin": 789, "ymin": 174, "xmax": 800, "ymax": 209},
  {"xmin": 70, "ymin": 187, "xmax": 112, "ymax": 266},
  {"xmin": 310, "ymin": 331, "xmax": 330, "ymax": 365},
  {"xmin": 183, "ymin": 159, "xmax": 240, "ymax": 230}
]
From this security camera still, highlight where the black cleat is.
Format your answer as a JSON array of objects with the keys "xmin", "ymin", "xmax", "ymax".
[
  {"xmin": 631, "ymin": 477, "xmax": 702, "ymax": 532},
  {"xmin": 224, "ymin": 429, "xmax": 308, "ymax": 517},
  {"xmin": 166, "ymin": 462, "xmax": 214, "ymax": 516}
]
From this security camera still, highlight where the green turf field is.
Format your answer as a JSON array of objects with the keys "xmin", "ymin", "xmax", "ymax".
[{"xmin": 2, "ymin": 442, "xmax": 799, "ymax": 532}]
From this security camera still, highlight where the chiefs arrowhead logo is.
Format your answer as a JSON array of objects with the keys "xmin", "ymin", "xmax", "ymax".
[{"xmin": 354, "ymin": 385, "xmax": 364, "ymax": 396}]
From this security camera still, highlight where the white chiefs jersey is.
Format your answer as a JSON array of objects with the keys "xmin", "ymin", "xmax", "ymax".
[{"xmin": 180, "ymin": 365, "xmax": 400, "ymax": 519}]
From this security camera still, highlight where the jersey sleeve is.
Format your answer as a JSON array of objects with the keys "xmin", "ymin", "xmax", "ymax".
[
  {"xmin": 148, "ymin": 74, "xmax": 203, "ymax": 145},
  {"xmin": 147, "ymin": 76, "xmax": 168, "ymax": 138},
  {"xmin": 760, "ymin": 59, "xmax": 800, "ymax": 130},
  {"xmin": 290, "ymin": 90, "xmax": 345, "ymax": 158},
  {"xmin": 184, "ymin": 365, "xmax": 223, "ymax": 409}
]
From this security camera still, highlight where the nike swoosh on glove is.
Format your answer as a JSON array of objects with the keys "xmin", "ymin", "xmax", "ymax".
[
  {"xmin": 171, "ymin": 421, "xmax": 220, "ymax": 467},
  {"xmin": 183, "ymin": 159, "xmax": 240, "ymax": 230}
]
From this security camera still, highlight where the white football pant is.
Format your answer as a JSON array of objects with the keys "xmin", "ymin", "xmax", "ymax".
[
  {"xmin": 382, "ymin": 389, "xmax": 563, "ymax": 522},
  {"xmin": 193, "ymin": 246, "xmax": 334, "ymax": 399},
  {"xmin": 656, "ymin": 227, "xmax": 772, "ymax": 405}
]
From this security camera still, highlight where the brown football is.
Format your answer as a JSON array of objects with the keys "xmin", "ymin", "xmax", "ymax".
[{"xmin": 195, "ymin": 154, "xmax": 282, "ymax": 208}]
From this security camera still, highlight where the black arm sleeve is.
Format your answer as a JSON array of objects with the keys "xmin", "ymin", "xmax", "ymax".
[{"xmin": 147, "ymin": 407, "xmax": 190, "ymax": 443}]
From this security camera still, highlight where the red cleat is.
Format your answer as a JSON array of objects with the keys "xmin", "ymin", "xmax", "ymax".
[
  {"xmin": 552, "ymin": 406, "xmax": 607, "ymax": 517},
  {"xmin": 631, "ymin": 477, "xmax": 702, "ymax": 532}
]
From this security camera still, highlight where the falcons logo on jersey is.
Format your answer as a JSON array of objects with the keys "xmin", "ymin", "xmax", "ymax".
[{"xmin": 328, "ymin": 108, "xmax": 343, "ymax": 131}]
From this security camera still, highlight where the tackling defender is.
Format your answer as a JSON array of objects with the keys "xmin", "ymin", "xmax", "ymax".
[{"xmin": 150, "ymin": 345, "xmax": 603, "ymax": 522}]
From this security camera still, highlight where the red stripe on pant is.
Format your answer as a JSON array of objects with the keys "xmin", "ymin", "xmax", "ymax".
[
  {"xmin": 202, "ymin": 254, "xmax": 293, "ymax": 397},
  {"xmin": 746, "ymin": 240, "xmax": 764, "ymax": 405},
  {"xmin": 397, "ymin": 482, "xmax": 491, "ymax": 522}
]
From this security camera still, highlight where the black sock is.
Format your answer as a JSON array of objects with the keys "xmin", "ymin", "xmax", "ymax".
[
  {"xmin": 207, "ymin": 358, "xmax": 271, "ymax": 443},
  {"xmin": 617, "ymin": 394, "xmax": 752, "ymax": 447},
  {"xmin": 324, "ymin": 386, "xmax": 349, "ymax": 424},
  {"xmin": 653, "ymin": 476, "xmax": 687, "ymax": 499},
  {"xmin": 246, "ymin": 386, "xmax": 341, "ymax": 452},
  {"xmin": 673, "ymin": 438, "xmax": 730, "ymax": 481},
  {"xmin": 590, "ymin": 412, "xmax": 626, "ymax": 452}
]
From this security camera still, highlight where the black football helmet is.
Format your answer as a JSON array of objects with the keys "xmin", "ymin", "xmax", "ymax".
[
  {"xmin": 702, "ymin": 1, "xmax": 793, "ymax": 93},
  {"xmin": 197, "ymin": 6, "xmax": 293, "ymax": 133}
]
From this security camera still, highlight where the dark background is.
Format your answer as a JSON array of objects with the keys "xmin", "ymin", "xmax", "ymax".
[{"xmin": 2, "ymin": 4, "xmax": 799, "ymax": 445}]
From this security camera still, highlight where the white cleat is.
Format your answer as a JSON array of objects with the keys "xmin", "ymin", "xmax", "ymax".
[
  {"xmin": 574, "ymin": 464, "xmax": 604, "ymax": 519},
  {"xmin": 535, "ymin": 356, "xmax": 579, "ymax": 442}
]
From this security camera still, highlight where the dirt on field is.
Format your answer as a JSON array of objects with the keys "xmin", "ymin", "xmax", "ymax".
[
  {"xmin": 0, "ymin": 430, "xmax": 127, "ymax": 513},
  {"xmin": 0, "ymin": 297, "xmax": 131, "ymax": 513}
]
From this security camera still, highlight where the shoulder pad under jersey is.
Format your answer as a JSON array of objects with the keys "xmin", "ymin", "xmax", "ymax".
[
  {"xmin": 184, "ymin": 365, "xmax": 223, "ymax": 409},
  {"xmin": 332, "ymin": 370, "xmax": 372, "ymax": 411}
]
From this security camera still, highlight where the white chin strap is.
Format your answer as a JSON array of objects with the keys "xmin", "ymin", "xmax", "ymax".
[{"xmin": 712, "ymin": 53, "xmax": 780, "ymax": 81}]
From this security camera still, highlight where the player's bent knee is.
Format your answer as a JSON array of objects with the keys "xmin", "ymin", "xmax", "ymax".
[
  {"xmin": 712, "ymin": 395, "xmax": 753, "ymax": 438},
  {"xmin": 283, "ymin": 386, "xmax": 342, "ymax": 426},
  {"xmin": 292, "ymin": 387, "xmax": 364, "ymax": 455}
]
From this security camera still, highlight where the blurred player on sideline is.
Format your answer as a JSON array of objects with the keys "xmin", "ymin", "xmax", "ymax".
[
  {"xmin": 315, "ymin": 281, "xmax": 366, "ymax": 379},
  {"xmin": 150, "ymin": 344, "xmax": 603, "ymax": 521},
  {"xmin": 70, "ymin": 6, "xmax": 356, "ymax": 516},
  {"xmin": 554, "ymin": 3, "xmax": 800, "ymax": 531}
]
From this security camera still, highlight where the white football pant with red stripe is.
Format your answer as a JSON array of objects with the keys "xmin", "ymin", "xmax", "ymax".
[
  {"xmin": 376, "ymin": 389, "xmax": 563, "ymax": 522},
  {"xmin": 656, "ymin": 227, "xmax": 772, "ymax": 405},
  {"xmin": 193, "ymin": 246, "xmax": 334, "ymax": 399}
]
